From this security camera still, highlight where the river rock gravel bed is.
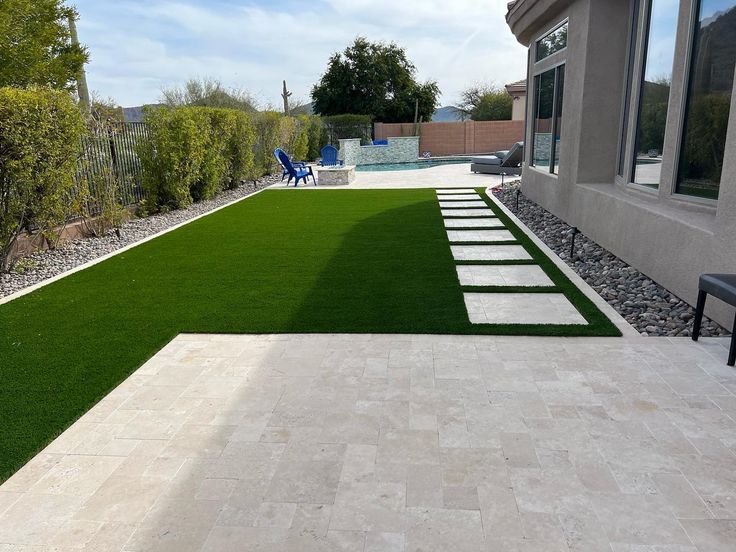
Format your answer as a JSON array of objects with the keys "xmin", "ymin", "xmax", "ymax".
[
  {"xmin": 1, "ymin": 176, "xmax": 280, "ymax": 299},
  {"xmin": 494, "ymin": 182, "xmax": 727, "ymax": 337}
]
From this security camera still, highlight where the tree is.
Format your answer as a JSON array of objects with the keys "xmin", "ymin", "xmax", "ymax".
[
  {"xmin": 458, "ymin": 83, "xmax": 512, "ymax": 121},
  {"xmin": 311, "ymin": 37, "xmax": 440, "ymax": 123},
  {"xmin": 161, "ymin": 78, "xmax": 257, "ymax": 112},
  {"xmin": 0, "ymin": 0, "xmax": 88, "ymax": 91}
]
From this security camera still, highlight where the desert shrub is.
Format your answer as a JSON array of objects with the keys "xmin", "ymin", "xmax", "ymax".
[
  {"xmin": 252, "ymin": 111, "xmax": 282, "ymax": 176},
  {"xmin": 306, "ymin": 115, "xmax": 326, "ymax": 161},
  {"xmin": 138, "ymin": 106, "xmax": 206, "ymax": 210},
  {"xmin": 0, "ymin": 87, "xmax": 84, "ymax": 271},
  {"xmin": 138, "ymin": 106, "xmax": 256, "ymax": 210},
  {"xmin": 289, "ymin": 115, "xmax": 310, "ymax": 161},
  {"xmin": 227, "ymin": 110, "xmax": 256, "ymax": 187},
  {"xmin": 72, "ymin": 166, "xmax": 128, "ymax": 238}
]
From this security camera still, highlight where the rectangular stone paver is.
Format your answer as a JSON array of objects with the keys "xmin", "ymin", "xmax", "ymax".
[
  {"xmin": 2, "ymin": 332, "xmax": 736, "ymax": 550},
  {"xmin": 441, "ymin": 209, "xmax": 494, "ymax": 217},
  {"xmin": 444, "ymin": 218, "xmax": 498, "ymax": 228},
  {"xmin": 456, "ymin": 265, "xmax": 554, "ymax": 287},
  {"xmin": 446, "ymin": 230, "xmax": 515, "ymax": 243},
  {"xmin": 439, "ymin": 201, "xmax": 487, "ymax": 208},
  {"xmin": 435, "ymin": 194, "xmax": 481, "ymax": 201},
  {"xmin": 436, "ymin": 188, "xmax": 476, "ymax": 194},
  {"xmin": 463, "ymin": 292, "xmax": 588, "ymax": 325},
  {"xmin": 451, "ymin": 245, "xmax": 532, "ymax": 261}
]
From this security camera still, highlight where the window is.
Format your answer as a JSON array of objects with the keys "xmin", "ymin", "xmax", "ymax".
[
  {"xmin": 675, "ymin": 0, "xmax": 736, "ymax": 199},
  {"xmin": 618, "ymin": 0, "xmax": 641, "ymax": 177},
  {"xmin": 536, "ymin": 21, "xmax": 568, "ymax": 62},
  {"xmin": 631, "ymin": 0, "xmax": 679, "ymax": 188},
  {"xmin": 531, "ymin": 65, "xmax": 565, "ymax": 173}
]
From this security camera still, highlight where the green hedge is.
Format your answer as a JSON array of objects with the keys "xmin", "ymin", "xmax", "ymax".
[
  {"xmin": 138, "ymin": 106, "xmax": 255, "ymax": 211},
  {"xmin": 0, "ymin": 87, "xmax": 84, "ymax": 270}
]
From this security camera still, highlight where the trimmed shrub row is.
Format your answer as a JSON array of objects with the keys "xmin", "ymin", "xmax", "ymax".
[{"xmin": 0, "ymin": 87, "xmax": 85, "ymax": 271}]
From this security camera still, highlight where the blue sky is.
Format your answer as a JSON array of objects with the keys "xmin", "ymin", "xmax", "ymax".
[{"xmin": 72, "ymin": 0, "xmax": 527, "ymax": 109}]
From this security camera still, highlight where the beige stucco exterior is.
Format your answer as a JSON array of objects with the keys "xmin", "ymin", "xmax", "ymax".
[
  {"xmin": 506, "ymin": 0, "xmax": 736, "ymax": 328},
  {"xmin": 505, "ymin": 80, "xmax": 527, "ymax": 121}
]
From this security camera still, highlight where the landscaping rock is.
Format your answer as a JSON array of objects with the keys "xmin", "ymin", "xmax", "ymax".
[
  {"xmin": 1, "ymin": 176, "xmax": 280, "ymax": 299},
  {"xmin": 494, "ymin": 182, "xmax": 728, "ymax": 337}
]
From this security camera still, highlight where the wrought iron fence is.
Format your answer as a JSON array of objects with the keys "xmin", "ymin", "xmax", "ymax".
[{"xmin": 75, "ymin": 122, "xmax": 149, "ymax": 215}]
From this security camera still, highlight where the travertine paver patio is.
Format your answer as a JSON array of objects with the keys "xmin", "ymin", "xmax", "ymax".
[
  {"xmin": 439, "ymin": 201, "xmax": 488, "ymax": 208},
  {"xmin": 1, "ymin": 332, "xmax": 735, "ymax": 551}
]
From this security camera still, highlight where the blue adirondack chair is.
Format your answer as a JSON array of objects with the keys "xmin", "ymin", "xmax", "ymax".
[
  {"xmin": 276, "ymin": 149, "xmax": 315, "ymax": 186},
  {"xmin": 274, "ymin": 148, "xmax": 306, "ymax": 181},
  {"xmin": 319, "ymin": 145, "xmax": 343, "ymax": 167}
]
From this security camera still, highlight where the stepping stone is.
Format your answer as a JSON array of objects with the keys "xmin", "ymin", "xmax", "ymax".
[
  {"xmin": 447, "ymin": 230, "xmax": 515, "ymax": 243},
  {"xmin": 436, "ymin": 194, "xmax": 481, "ymax": 201},
  {"xmin": 456, "ymin": 265, "xmax": 554, "ymax": 287},
  {"xmin": 444, "ymin": 218, "xmax": 499, "ymax": 228},
  {"xmin": 463, "ymin": 293, "xmax": 587, "ymax": 325},
  {"xmin": 439, "ymin": 201, "xmax": 487, "ymax": 208},
  {"xmin": 436, "ymin": 188, "xmax": 476, "ymax": 194},
  {"xmin": 451, "ymin": 245, "xmax": 532, "ymax": 261},
  {"xmin": 442, "ymin": 209, "xmax": 494, "ymax": 217}
]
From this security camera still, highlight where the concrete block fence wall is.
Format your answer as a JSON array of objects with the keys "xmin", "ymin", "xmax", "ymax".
[{"xmin": 374, "ymin": 120, "xmax": 525, "ymax": 156}]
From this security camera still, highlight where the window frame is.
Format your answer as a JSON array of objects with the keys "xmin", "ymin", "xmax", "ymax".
[
  {"xmin": 534, "ymin": 19, "xmax": 569, "ymax": 63},
  {"xmin": 670, "ymin": 0, "xmax": 725, "ymax": 204},
  {"xmin": 616, "ymin": 0, "xmax": 641, "ymax": 179},
  {"xmin": 530, "ymin": 60, "xmax": 566, "ymax": 174}
]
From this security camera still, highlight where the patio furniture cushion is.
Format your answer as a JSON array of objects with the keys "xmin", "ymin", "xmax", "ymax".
[
  {"xmin": 699, "ymin": 274, "xmax": 736, "ymax": 306},
  {"xmin": 471, "ymin": 155, "xmax": 503, "ymax": 166}
]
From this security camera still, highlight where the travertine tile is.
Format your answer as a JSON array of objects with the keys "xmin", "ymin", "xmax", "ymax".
[
  {"xmin": 439, "ymin": 200, "xmax": 488, "ymax": 208},
  {"xmin": 441, "ymin": 208, "xmax": 494, "ymax": 217},
  {"xmin": 451, "ymin": 245, "xmax": 532, "ymax": 261},
  {"xmin": 464, "ymin": 293, "xmax": 587, "ymax": 325},
  {"xmin": 456, "ymin": 264, "xmax": 554, "ymax": 286},
  {"xmin": 435, "ymin": 194, "xmax": 482, "ymax": 200},
  {"xmin": 447, "ymin": 229, "xmax": 516, "ymax": 242},
  {"xmin": 444, "ymin": 217, "xmax": 498, "ymax": 228}
]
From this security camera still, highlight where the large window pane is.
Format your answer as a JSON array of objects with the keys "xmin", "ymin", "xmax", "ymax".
[
  {"xmin": 553, "ymin": 65, "xmax": 565, "ymax": 174},
  {"xmin": 618, "ymin": 0, "xmax": 641, "ymax": 177},
  {"xmin": 676, "ymin": 0, "xmax": 736, "ymax": 199},
  {"xmin": 536, "ymin": 21, "xmax": 568, "ymax": 62},
  {"xmin": 532, "ymin": 69, "xmax": 556, "ymax": 169},
  {"xmin": 631, "ymin": 0, "xmax": 679, "ymax": 188}
]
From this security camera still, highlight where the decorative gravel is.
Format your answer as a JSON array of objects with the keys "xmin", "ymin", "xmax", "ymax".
[
  {"xmin": 494, "ymin": 182, "xmax": 727, "ymax": 337},
  {"xmin": 1, "ymin": 176, "xmax": 280, "ymax": 299}
]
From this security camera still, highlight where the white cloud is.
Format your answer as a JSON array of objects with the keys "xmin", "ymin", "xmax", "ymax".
[{"xmin": 74, "ymin": 0, "xmax": 527, "ymax": 110}]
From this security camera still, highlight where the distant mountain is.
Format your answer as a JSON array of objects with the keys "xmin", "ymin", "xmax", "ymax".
[
  {"xmin": 122, "ymin": 105, "xmax": 159, "ymax": 122},
  {"xmin": 431, "ymin": 106, "xmax": 466, "ymax": 122}
]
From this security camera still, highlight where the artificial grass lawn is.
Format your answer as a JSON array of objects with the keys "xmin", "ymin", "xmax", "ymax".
[{"xmin": 0, "ymin": 188, "xmax": 618, "ymax": 482}]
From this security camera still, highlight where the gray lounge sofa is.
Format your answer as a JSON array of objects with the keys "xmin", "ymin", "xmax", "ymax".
[{"xmin": 470, "ymin": 141, "xmax": 524, "ymax": 175}]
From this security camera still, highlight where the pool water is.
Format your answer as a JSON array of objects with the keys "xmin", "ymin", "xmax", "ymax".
[{"xmin": 356, "ymin": 158, "xmax": 471, "ymax": 172}]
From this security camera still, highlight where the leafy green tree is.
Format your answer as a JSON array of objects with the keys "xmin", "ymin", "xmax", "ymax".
[
  {"xmin": 311, "ymin": 37, "xmax": 440, "ymax": 123},
  {"xmin": 0, "ymin": 0, "xmax": 88, "ymax": 90},
  {"xmin": 161, "ymin": 78, "xmax": 257, "ymax": 112},
  {"xmin": 458, "ymin": 83, "xmax": 513, "ymax": 121}
]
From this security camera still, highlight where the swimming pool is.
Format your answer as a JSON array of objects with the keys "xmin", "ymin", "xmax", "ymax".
[{"xmin": 356, "ymin": 158, "xmax": 471, "ymax": 172}]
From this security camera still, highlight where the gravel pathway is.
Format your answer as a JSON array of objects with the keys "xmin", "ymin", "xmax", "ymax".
[
  {"xmin": 494, "ymin": 182, "xmax": 727, "ymax": 337},
  {"xmin": 1, "ymin": 176, "xmax": 280, "ymax": 299}
]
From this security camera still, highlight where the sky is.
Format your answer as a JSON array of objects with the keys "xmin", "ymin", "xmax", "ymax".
[{"xmin": 72, "ymin": 0, "xmax": 528, "ymax": 109}]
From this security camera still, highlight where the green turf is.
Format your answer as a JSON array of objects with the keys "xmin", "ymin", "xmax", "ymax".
[{"xmin": 0, "ymin": 188, "xmax": 618, "ymax": 481}]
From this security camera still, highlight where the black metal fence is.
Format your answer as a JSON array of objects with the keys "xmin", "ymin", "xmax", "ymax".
[{"xmin": 76, "ymin": 122, "xmax": 149, "ymax": 214}]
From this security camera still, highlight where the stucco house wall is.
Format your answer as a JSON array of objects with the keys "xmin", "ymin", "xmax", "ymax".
[{"xmin": 507, "ymin": 0, "xmax": 736, "ymax": 328}]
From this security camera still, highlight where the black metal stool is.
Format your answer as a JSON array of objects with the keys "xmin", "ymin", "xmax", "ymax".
[{"xmin": 692, "ymin": 274, "xmax": 736, "ymax": 366}]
